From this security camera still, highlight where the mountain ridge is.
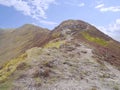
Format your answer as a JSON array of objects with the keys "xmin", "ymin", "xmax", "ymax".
[
  {"xmin": 0, "ymin": 19, "xmax": 120, "ymax": 90},
  {"xmin": 0, "ymin": 19, "xmax": 120, "ymax": 66},
  {"xmin": 0, "ymin": 19, "xmax": 120, "ymax": 67}
]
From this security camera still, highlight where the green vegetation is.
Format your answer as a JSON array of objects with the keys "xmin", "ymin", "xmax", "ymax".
[
  {"xmin": 34, "ymin": 77, "xmax": 41, "ymax": 87},
  {"xmin": 26, "ymin": 47, "xmax": 43, "ymax": 58},
  {"xmin": 0, "ymin": 53, "xmax": 27, "ymax": 83},
  {"xmin": 52, "ymin": 33, "xmax": 60, "ymax": 38},
  {"xmin": 113, "ymin": 85, "xmax": 119, "ymax": 90},
  {"xmin": 0, "ymin": 81, "xmax": 12, "ymax": 90},
  {"xmin": 44, "ymin": 41, "xmax": 65, "ymax": 49},
  {"xmin": 91, "ymin": 87, "xmax": 97, "ymax": 90},
  {"xmin": 82, "ymin": 32, "xmax": 108, "ymax": 46}
]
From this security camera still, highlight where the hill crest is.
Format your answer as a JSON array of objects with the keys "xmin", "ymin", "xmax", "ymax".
[{"xmin": 0, "ymin": 19, "xmax": 120, "ymax": 90}]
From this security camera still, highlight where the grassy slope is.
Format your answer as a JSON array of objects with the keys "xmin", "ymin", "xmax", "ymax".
[
  {"xmin": 51, "ymin": 20, "xmax": 120, "ymax": 68},
  {"xmin": 79, "ymin": 30, "xmax": 120, "ymax": 68},
  {"xmin": 0, "ymin": 24, "xmax": 50, "ymax": 66}
]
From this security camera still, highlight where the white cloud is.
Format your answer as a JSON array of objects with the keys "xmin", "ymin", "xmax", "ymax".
[
  {"xmin": 0, "ymin": 0, "xmax": 57, "ymax": 25},
  {"xmin": 100, "ymin": 6, "xmax": 120, "ymax": 12},
  {"xmin": 39, "ymin": 20, "xmax": 57, "ymax": 25},
  {"xmin": 107, "ymin": 19, "xmax": 120, "ymax": 32},
  {"xmin": 95, "ymin": 4, "xmax": 104, "ymax": 8},
  {"xmin": 116, "ymin": 19, "xmax": 120, "ymax": 24},
  {"xmin": 78, "ymin": 3, "xmax": 85, "ymax": 7},
  {"xmin": 97, "ymin": 19, "xmax": 120, "ymax": 42},
  {"xmin": 95, "ymin": 4, "xmax": 120, "ymax": 12}
]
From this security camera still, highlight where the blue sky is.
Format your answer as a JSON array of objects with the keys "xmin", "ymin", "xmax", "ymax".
[{"xmin": 0, "ymin": 0, "xmax": 120, "ymax": 41}]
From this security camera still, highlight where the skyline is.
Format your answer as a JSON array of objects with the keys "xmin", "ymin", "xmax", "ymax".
[{"xmin": 0, "ymin": 0, "xmax": 120, "ymax": 42}]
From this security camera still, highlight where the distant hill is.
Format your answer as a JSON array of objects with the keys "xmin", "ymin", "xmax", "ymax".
[{"xmin": 0, "ymin": 24, "xmax": 50, "ymax": 66}]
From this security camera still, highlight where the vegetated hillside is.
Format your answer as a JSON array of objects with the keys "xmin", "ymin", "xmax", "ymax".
[
  {"xmin": 50, "ymin": 20, "xmax": 120, "ymax": 68},
  {"xmin": 50, "ymin": 20, "xmax": 111, "ymax": 41},
  {"xmin": 0, "ymin": 20, "xmax": 120, "ymax": 90},
  {"xmin": 0, "ymin": 24, "xmax": 50, "ymax": 66}
]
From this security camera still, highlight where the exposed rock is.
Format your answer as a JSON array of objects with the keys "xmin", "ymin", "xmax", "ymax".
[{"xmin": 81, "ymin": 50, "xmax": 87, "ymax": 54}]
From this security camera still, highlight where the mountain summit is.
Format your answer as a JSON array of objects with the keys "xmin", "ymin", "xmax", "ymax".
[
  {"xmin": 0, "ymin": 20, "xmax": 120, "ymax": 90},
  {"xmin": 54, "ymin": 20, "xmax": 89, "ymax": 30},
  {"xmin": 51, "ymin": 20, "xmax": 110, "ymax": 40}
]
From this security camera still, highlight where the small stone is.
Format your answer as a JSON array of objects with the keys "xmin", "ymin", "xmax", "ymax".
[{"xmin": 81, "ymin": 50, "xmax": 87, "ymax": 54}]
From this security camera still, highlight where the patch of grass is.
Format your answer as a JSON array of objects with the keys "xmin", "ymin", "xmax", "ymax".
[
  {"xmin": 26, "ymin": 47, "xmax": 43, "ymax": 58},
  {"xmin": 34, "ymin": 77, "xmax": 41, "ymax": 87},
  {"xmin": 0, "ymin": 53, "xmax": 27, "ymax": 83},
  {"xmin": 52, "ymin": 33, "xmax": 60, "ymax": 38},
  {"xmin": 91, "ymin": 87, "xmax": 97, "ymax": 90},
  {"xmin": 113, "ymin": 85, "xmax": 119, "ymax": 90},
  {"xmin": 0, "ymin": 81, "xmax": 12, "ymax": 90},
  {"xmin": 44, "ymin": 41, "xmax": 65, "ymax": 49},
  {"xmin": 82, "ymin": 32, "xmax": 108, "ymax": 46}
]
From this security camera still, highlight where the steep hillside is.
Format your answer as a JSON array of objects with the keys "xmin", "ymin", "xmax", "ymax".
[
  {"xmin": 0, "ymin": 24, "xmax": 50, "ymax": 66},
  {"xmin": 0, "ymin": 20, "xmax": 120, "ymax": 90},
  {"xmin": 51, "ymin": 20, "xmax": 110, "ymax": 40},
  {"xmin": 50, "ymin": 20, "xmax": 120, "ymax": 68}
]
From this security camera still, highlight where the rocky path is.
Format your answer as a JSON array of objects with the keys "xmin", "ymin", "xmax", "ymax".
[{"xmin": 13, "ymin": 41, "xmax": 120, "ymax": 90}]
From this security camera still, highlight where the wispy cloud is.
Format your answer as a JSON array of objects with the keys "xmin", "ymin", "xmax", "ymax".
[
  {"xmin": 95, "ymin": 4, "xmax": 104, "ymax": 8},
  {"xmin": 0, "ymin": 0, "xmax": 57, "ymax": 25},
  {"xmin": 39, "ymin": 20, "xmax": 57, "ymax": 25},
  {"xmin": 78, "ymin": 3, "xmax": 85, "ymax": 7},
  {"xmin": 64, "ymin": 1, "xmax": 85, "ymax": 7},
  {"xmin": 97, "ymin": 19, "xmax": 120, "ymax": 42},
  {"xmin": 95, "ymin": 4, "xmax": 120, "ymax": 12},
  {"xmin": 95, "ymin": 0, "xmax": 103, "ymax": 4}
]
